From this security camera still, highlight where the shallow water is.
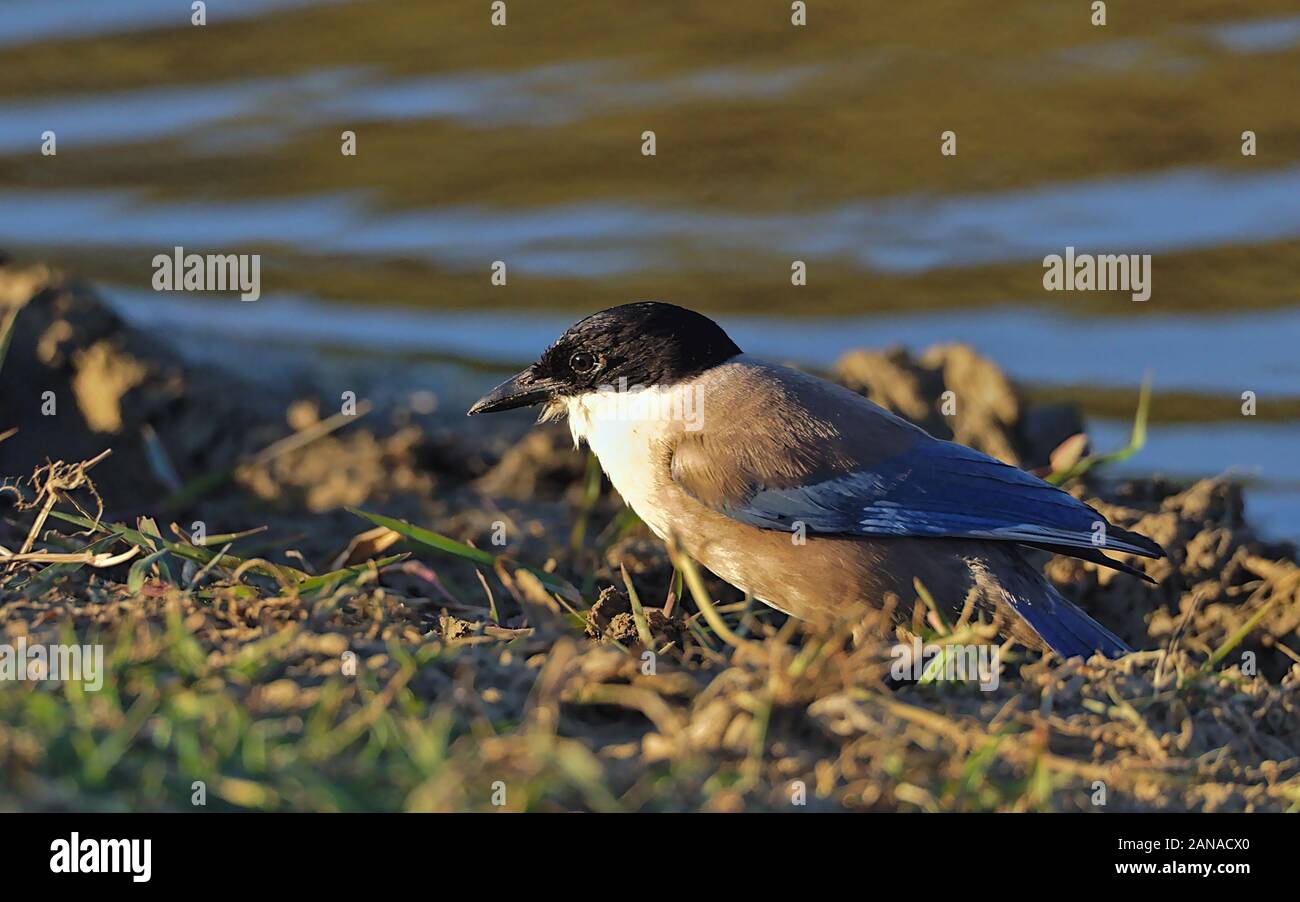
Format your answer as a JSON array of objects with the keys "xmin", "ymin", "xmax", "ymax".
[
  {"xmin": 6, "ymin": 163, "xmax": 1300, "ymax": 273},
  {"xmin": 1, "ymin": 0, "xmax": 1297, "ymax": 539}
]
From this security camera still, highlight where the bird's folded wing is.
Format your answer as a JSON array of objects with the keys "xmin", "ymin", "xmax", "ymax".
[{"xmin": 671, "ymin": 416, "xmax": 1165, "ymax": 561}]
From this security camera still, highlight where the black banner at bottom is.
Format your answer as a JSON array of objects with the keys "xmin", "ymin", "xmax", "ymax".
[{"xmin": 0, "ymin": 811, "xmax": 1282, "ymax": 888}]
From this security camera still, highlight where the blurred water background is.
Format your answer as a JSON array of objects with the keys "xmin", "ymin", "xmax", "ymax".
[{"xmin": 1, "ymin": 0, "xmax": 1297, "ymax": 538}]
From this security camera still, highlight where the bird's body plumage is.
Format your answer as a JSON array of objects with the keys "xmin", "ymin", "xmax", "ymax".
[
  {"xmin": 469, "ymin": 302, "xmax": 1162, "ymax": 659},
  {"xmin": 566, "ymin": 355, "xmax": 1137, "ymax": 655}
]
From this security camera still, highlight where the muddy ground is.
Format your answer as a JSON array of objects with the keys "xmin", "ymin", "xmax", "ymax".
[{"xmin": 1, "ymin": 260, "xmax": 1298, "ymax": 812}]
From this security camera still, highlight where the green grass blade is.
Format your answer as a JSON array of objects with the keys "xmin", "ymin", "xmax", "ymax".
[
  {"xmin": 348, "ymin": 507, "xmax": 580, "ymax": 602},
  {"xmin": 196, "ymin": 526, "xmax": 268, "ymax": 546},
  {"xmin": 15, "ymin": 533, "xmax": 123, "ymax": 590},
  {"xmin": 296, "ymin": 554, "xmax": 409, "ymax": 594},
  {"xmin": 0, "ymin": 303, "xmax": 19, "ymax": 379},
  {"xmin": 621, "ymin": 563, "xmax": 654, "ymax": 647},
  {"xmin": 667, "ymin": 543, "xmax": 746, "ymax": 648},
  {"xmin": 1201, "ymin": 595, "xmax": 1281, "ymax": 673},
  {"xmin": 1047, "ymin": 373, "xmax": 1152, "ymax": 485},
  {"xmin": 349, "ymin": 508, "xmax": 495, "ymax": 566},
  {"xmin": 47, "ymin": 509, "xmax": 309, "ymax": 583},
  {"xmin": 127, "ymin": 547, "xmax": 171, "ymax": 594},
  {"xmin": 569, "ymin": 451, "xmax": 603, "ymax": 553}
]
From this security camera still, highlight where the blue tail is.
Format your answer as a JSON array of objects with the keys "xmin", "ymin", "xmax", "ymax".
[
  {"xmin": 990, "ymin": 550, "xmax": 1131, "ymax": 660},
  {"xmin": 1014, "ymin": 588, "xmax": 1131, "ymax": 659}
]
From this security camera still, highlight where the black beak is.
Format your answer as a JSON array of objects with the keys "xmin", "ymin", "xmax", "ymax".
[{"xmin": 467, "ymin": 366, "xmax": 561, "ymax": 416}]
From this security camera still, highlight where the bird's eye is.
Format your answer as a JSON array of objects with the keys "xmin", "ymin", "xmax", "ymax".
[{"xmin": 569, "ymin": 351, "xmax": 598, "ymax": 374}]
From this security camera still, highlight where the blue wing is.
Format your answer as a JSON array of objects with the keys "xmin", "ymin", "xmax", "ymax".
[{"xmin": 711, "ymin": 438, "xmax": 1164, "ymax": 560}]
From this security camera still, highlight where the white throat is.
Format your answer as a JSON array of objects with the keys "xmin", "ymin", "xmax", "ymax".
[
  {"xmin": 562, "ymin": 381, "xmax": 705, "ymax": 537},
  {"xmin": 564, "ymin": 381, "xmax": 704, "ymax": 447}
]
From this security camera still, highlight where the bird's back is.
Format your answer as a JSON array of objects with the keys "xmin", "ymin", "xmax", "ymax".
[{"xmin": 575, "ymin": 354, "xmax": 1139, "ymax": 654}]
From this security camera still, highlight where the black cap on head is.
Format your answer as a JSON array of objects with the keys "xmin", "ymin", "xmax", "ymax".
[
  {"xmin": 541, "ymin": 302, "xmax": 741, "ymax": 389},
  {"xmin": 468, "ymin": 302, "xmax": 742, "ymax": 415}
]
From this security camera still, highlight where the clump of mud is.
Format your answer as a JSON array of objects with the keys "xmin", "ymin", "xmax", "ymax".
[
  {"xmin": 0, "ymin": 262, "xmax": 271, "ymax": 500},
  {"xmin": 1, "ymin": 260, "xmax": 1298, "ymax": 812}
]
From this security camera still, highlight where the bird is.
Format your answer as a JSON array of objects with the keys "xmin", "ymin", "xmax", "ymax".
[{"xmin": 468, "ymin": 302, "xmax": 1165, "ymax": 659}]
